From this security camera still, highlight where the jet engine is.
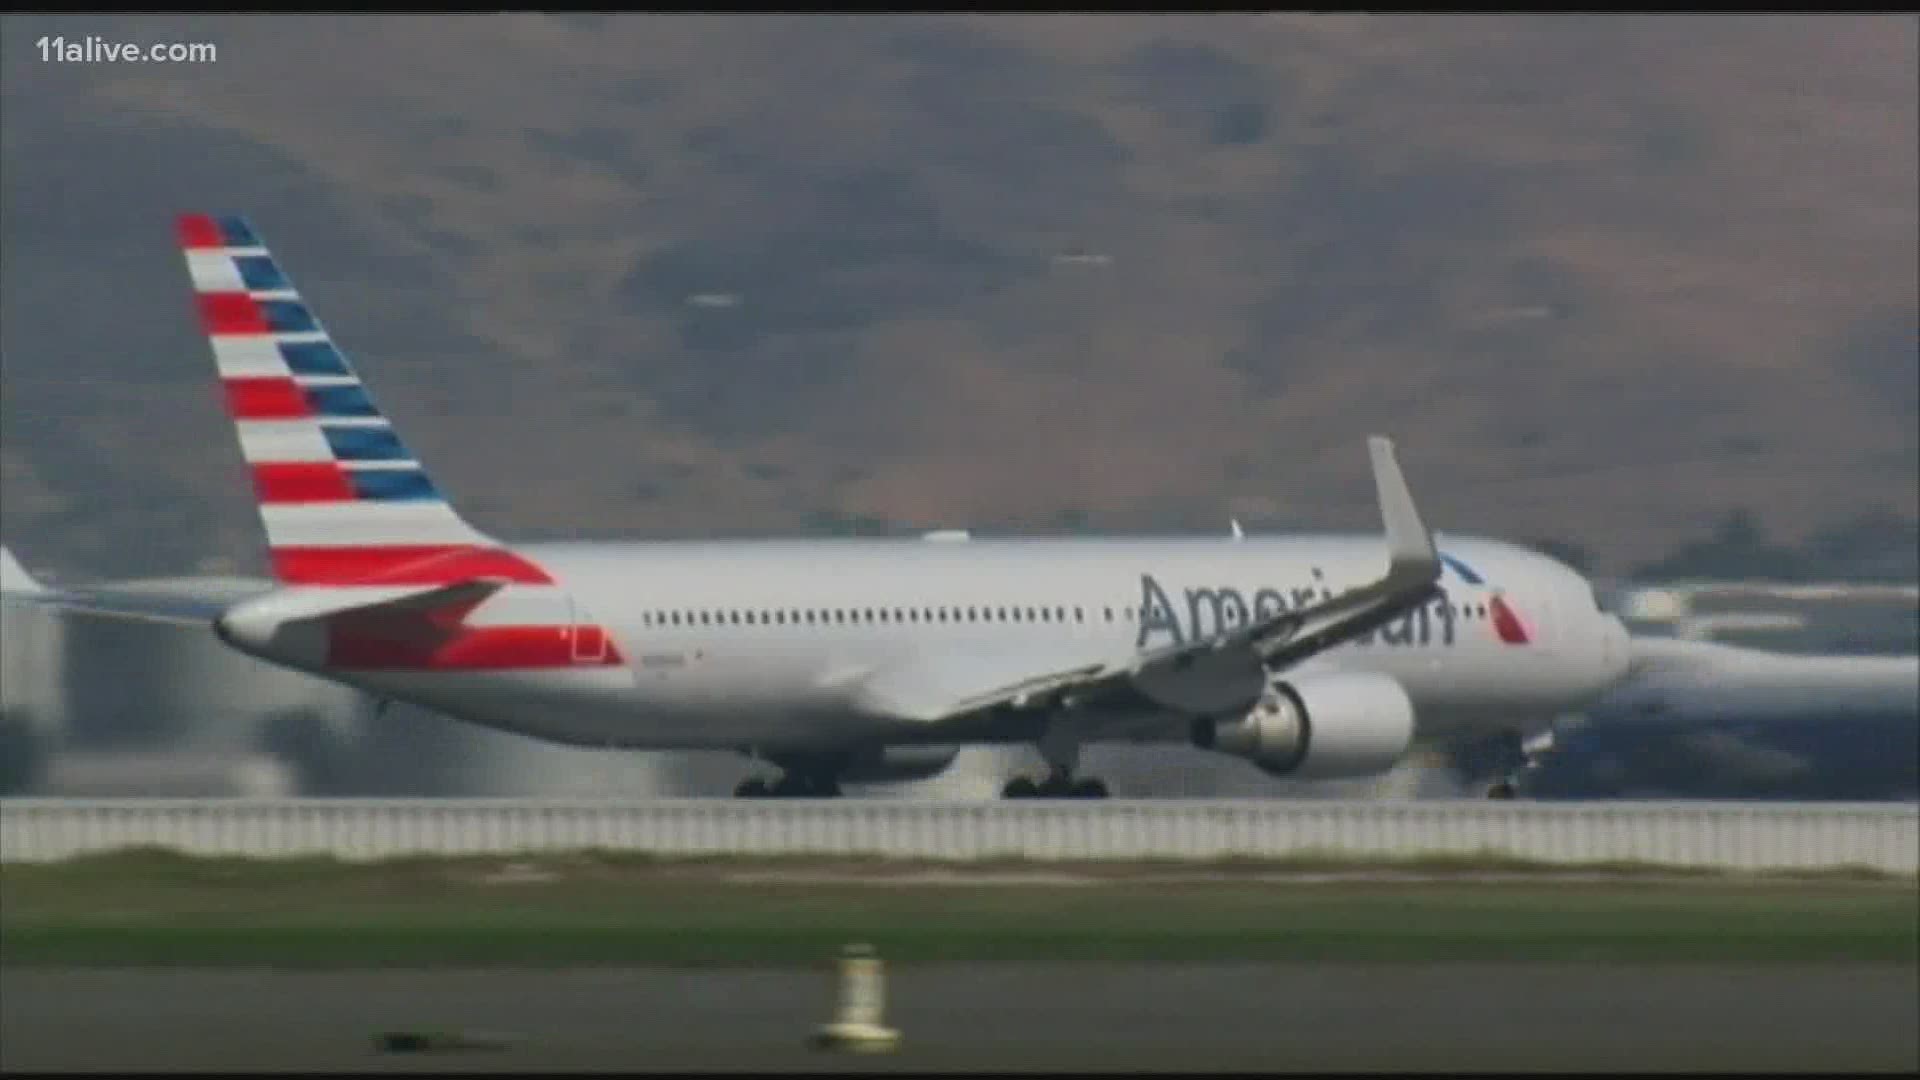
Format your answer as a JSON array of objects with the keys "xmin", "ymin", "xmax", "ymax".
[
  {"xmin": 1190, "ymin": 670, "xmax": 1416, "ymax": 779},
  {"xmin": 838, "ymin": 745, "xmax": 962, "ymax": 783}
]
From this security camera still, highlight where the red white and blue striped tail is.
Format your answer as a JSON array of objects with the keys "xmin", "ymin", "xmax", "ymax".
[{"xmin": 176, "ymin": 214, "xmax": 543, "ymax": 589}]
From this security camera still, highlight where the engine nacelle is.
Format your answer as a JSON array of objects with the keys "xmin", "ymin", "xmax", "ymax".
[
  {"xmin": 1191, "ymin": 671, "xmax": 1416, "ymax": 780},
  {"xmin": 839, "ymin": 745, "xmax": 962, "ymax": 784}
]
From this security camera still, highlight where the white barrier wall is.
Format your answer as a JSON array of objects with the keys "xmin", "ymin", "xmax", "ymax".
[{"xmin": 2, "ymin": 799, "xmax": 1914, "ymax": 873}]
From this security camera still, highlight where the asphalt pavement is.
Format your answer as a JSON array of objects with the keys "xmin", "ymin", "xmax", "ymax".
[{"xmin": 3, "ymin": 963, "xmax": 1914, "ymax": 1073}]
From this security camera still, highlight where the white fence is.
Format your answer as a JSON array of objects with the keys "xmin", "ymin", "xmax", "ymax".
[{"xmin": 1, "ymin": 799, "xmax": 1914, "ymax": 873}]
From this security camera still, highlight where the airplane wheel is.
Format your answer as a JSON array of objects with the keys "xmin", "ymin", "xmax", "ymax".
[
  {"xmin": 813, "ymin": 775, "xmax": 844, "ymax": 799},
  {"xmin": 771, "ymin": 774, "xmax": 813, "ymax": 798},
  {"xmin": 1001, "ymin": 776, "xmax": 1041, "ymax": 799},
  {"xmin": 1070, "ymin": 778, "xmax": 1109, "ymax": 800},
  {"xmin": 735, "ymin": 777, "xmax": 772, "ymax": 798},
  {"xmin": 1036, "ymin": 773, "xmax": 1078, "ymax": 798},
  {"xmin": 1486, "ymin": 780, "xmax": 1517, "ymax": 800}
]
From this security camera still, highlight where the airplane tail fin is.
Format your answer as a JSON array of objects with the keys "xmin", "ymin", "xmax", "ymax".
[
  {"xmin": 1, "ymin": 546, "xmax": 46, "ymax": 596},
  {"xmin": 174, "ymin": 214, "xmax": 543, "ymax": 588}
]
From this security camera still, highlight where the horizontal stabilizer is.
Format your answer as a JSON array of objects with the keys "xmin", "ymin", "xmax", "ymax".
[
  {"xmin": 215, "ymin": 577, "xmax": 509, "ymax": 639},
  {"xmin": 22, "ymin": 573, "xmax": 273, "ymax": 627},
  {"xmin": 1, "ymin": 546, "xmax": 45, "ymax": 596}
]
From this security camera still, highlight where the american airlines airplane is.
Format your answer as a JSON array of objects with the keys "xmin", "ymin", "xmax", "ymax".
[
  {"xmin": 1601, "ymin": 636, "xmax": 1918, "ymax": 730},
  {"xmin": 1453, "ymin": 634, "xmax": 1920, "ymax": 798},
  {"xmin": 13, "ymin": 214, "xmax": 1632, "ymax": 799}
]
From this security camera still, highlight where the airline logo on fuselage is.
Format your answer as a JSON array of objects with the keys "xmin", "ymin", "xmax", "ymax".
[{"xmin": 1134, "ymin": 555, "xmax": 1527, "ymax": 651}]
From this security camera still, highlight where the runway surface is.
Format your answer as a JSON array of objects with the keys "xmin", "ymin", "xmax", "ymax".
[{"xmin": 4, "ymin": 963, "xmax": 1915, "ymax": 1073}]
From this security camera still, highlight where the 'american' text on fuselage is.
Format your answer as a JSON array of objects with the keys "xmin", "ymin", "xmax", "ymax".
[{"xmin": 1137, "ymin": 572, "xmax": 1459, "ymax": 650}]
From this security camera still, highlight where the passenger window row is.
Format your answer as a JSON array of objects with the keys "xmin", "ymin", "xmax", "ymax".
[
  {"xmin": 640, "ymin": 598, "xmax": 1491, "ymax": 629},
  {"xmin": 641, "ymin": 605, "xmax": 1143, "ymax": 628}
]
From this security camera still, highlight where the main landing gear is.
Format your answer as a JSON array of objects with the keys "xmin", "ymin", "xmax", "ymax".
[
  {"xmin": 1000, "ymin": 772, "xmax": 1109, "ymax": 799},
  {"xmin": 1000, "ymin": 733, "xmax": 1110, "ymax": 799},
  {"xmin": 734, "ymin": 774, "xmax": 842, "ymax": 798},
  {"xmin": 733, "ymin": 756, "xmax": 844, "ymax": 799}
]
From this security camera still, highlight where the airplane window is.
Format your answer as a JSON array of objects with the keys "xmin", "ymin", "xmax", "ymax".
[
  {"xmin": 1056, "ymin": 606, "xmax": 1066, "ymax": 622},
  {"xmin": 1025, "ymin": 607, "xmax": 1037, "ymax": 621},
  {"xmin": 1126, "ymin": 607, "xmax": 1136, "ymax": 620},
  {"xmin": 880, "ymin": 609, "xmax": 891, "ymax": 623},
  {"xmin": 1012, "ymin": 608, "xmax": 1023, "ymax": 623},
  {"xmin": 1104, "ymin": 607, "xmax": 1113, "ymax": 622},
  {"xmin": 1074, "ymin": 607, "xmax": 1084, "ymax": 623}
]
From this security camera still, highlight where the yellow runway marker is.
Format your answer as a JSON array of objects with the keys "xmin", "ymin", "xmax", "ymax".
[{"xmin": 809, "ymin": 943, "xmax": 900, "ymax": 1053}]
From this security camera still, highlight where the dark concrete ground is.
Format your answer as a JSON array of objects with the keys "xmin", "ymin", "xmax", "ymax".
[{"xmin": 3, "ymin": 963, "xmax": 1915, "ymax": 1073}]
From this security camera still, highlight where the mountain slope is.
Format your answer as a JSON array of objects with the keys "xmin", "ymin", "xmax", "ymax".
[{"xmin": 2, "ymin": 13, "xmax": 1913, "ymax": 577}]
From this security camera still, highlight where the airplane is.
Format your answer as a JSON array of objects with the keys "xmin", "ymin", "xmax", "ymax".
[
  {"xmin": 11, "ymin": 213, "xmax": 1632, "ymax": 799},
  {"xmin": 1450, "ymin": 634, "xmax": 1919, "ymax": 798},
  {"xmin": 1600, "ymin": 636, "xmax": 1918, "ymax": 730}
]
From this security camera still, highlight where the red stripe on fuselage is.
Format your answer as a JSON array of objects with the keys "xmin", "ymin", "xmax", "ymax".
[
  {"xmin": 176, "ymin": 213, "xmax": 224, "ymax": 249},
  {"xmin": 326, "ymin": 623, "xmax": 624, "ymax": 670},
  {"xmin": 270, "ymin": 545, "xmax": 556, "ymax": 586},
  {"xmin": 252, "ymin": 462, "xmax": 353, "ymax": 503},
  {"xmin": 198, "ymin": 292, "xmax": 270, "ymax": 335},
  {"xmin": 223, "ymin": 377, "xmax": 312, "ymax": 419},
  {"xmin": 1490, "ymin": 596, "xmax": 1531, "ymax": 645}
]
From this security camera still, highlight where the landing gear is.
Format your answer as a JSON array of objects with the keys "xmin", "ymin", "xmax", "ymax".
[
  {"xmin": 1000, "ymin": 773, "xmax": 1109, "ymax": 799},
  {"xmin": 733, "ymin": 770, "xmax": 843, "ymax": 799},
  {"xmin": 1000, "ymin": 734, "xmax": 1109, "ymax": 799},
  {"xmin": 1453, "ymin": 728, "xmax": 1555, "ymax": 800}
]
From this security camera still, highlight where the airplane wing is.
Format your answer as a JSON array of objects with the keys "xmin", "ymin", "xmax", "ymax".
[{"xmin": 856, "ymin": 436, "xmax": 1445, "ymax": 730}]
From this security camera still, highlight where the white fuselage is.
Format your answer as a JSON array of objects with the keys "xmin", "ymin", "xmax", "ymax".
[
  {"xmin": 1590, "ymin": 636, "xmax": 1920, "ymax": 728},
  {"xmin": 312, "ymin": 532, "xmax": 1629, "ymax": 755}
]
